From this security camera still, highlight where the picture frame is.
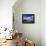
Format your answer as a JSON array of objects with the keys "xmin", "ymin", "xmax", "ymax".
[{"xmin": 22, "ymin": 14, "xmax": 35, "ymax": 24}]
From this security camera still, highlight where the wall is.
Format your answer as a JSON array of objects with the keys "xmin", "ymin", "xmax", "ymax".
[
  {"xmin": 41, "ymin": 0, "xmax": 46, "ymax": 46},
  {"xmin": 13, "ymin": 0, "xmax": 41, "ymax": 46},
  {"xmin": 0, "ymin": 0, "xmax": 16, "ymax": 30}
]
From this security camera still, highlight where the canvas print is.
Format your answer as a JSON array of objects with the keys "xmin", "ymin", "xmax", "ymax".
[{"xmin": 22, "ymin": 14, "xmax": 35, "ymax": 24}]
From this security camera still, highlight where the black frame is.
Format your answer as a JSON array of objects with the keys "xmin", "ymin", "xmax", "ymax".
[{"xmin": 22, "ymin": 14, "xmax": 35, "ymax": 24}]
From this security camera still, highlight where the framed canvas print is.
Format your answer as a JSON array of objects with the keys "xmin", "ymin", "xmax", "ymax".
[{"xmin": 22, "ymin": 14, "xmax": 35, "ymax": 24}]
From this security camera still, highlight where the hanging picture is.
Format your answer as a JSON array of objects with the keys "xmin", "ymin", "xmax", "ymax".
[{"xmin": 22, "ymin": 14, "xmax": 35, "ymax": 24}]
